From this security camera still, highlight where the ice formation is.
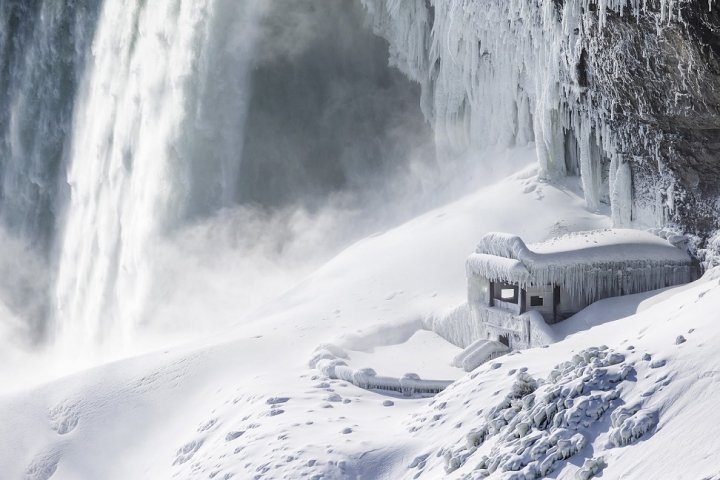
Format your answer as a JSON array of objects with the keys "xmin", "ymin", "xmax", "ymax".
[
  {"xmin": 451, "ymin": 338, "xmax": 510, "ymax": 372},
  {"xmin": 309, "ymin": 345, "xmax": 453, "ymax": 396},
  {"xmin": 430, "ymin": 346, "xmax": 655, "ymax": 478},
  {"xmin": 361, "ymin": 0, "xmax": 716, "ymax": 230},
  {"xmin": 0, "ymin": 0, "xmax": 436, "ymax": 352},
  {"xmin": 468, "ymin": 229, "xmax": 698, "ymax": 303}
]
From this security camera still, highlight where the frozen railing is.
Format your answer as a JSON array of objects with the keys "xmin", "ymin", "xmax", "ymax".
[{"xmin": 309, "ymin": 346, "xmax": 454, "ymax": 397}]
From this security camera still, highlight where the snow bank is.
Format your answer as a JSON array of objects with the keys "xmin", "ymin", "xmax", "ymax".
[
  {"xmin": 451, "ymin": 339, "xmax": 509, "ymax": 372},
  {"xmin": 423, "ymin": 303, "xmax": 476, "ymax": 349},
  {"xmin": 426, "ymin": 302, "xmax": 556, "ymax": 351}
]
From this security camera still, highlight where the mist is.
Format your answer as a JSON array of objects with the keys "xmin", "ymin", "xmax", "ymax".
[
  {"xmin": 68, "ymin": 0, "xmax": 442, "ymax": 359},
  {"xmin": 0, "ymin": 0, "xmax": 523, "ymax": 384}
]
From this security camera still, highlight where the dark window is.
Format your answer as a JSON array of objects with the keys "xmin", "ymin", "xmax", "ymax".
[{"xmin": 530, "ymin": 295, "xmax": 544, "ymax": 307}]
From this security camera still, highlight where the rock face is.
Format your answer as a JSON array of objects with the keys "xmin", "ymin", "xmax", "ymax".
[
  {"xmin": 591, "ymin": 3, "xmax": 720, "ymax": 238},
  {"xmin": 363, "ymin": 0, "xmax": 720, "ymax": 243}
]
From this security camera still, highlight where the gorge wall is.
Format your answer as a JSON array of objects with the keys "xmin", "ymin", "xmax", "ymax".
[{"xmin": 363, "ymin": 0, "xmax": 720, "ymax": 243}]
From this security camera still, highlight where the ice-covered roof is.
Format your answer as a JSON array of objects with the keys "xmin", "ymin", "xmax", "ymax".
[{"xmin": 467, "ymin": 229, "xmax": 697, "ymax": 301}]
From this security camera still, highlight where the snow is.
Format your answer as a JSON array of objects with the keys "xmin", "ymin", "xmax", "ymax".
[
  {"xmin": 386, "ymin": 269, "xmax": 720, "ymax": 479},
  {"xmin": 451, "ymin": 339, "xmax": 510, "ymax": 372},
  {"xmin": 340, "ymin": 330, "xmax": 463, "ymax": 380},
  {"xmin": 3, "ymin": 160, "xmax": 720, "ymax": 479}
]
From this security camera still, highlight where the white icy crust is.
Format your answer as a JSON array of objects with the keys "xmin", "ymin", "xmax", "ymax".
[
  {"xmin": 309, "ymin": 345, "xmax": 453, "ymax": 396},
  {"xmin": 467, "ymin": 229, "xmax": 696, "ymax": 301},
  {"xmin": 360, "ymin": 0, "xmax": 693, "ymax": 225},
  {"xmin": 436, "ymin": 346, "xmax": 649, "ymax": 478}
]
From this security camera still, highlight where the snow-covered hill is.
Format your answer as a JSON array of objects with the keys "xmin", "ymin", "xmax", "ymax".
[{"xmin": 4, "ymin": 160, "xmax": 719, "ymax": 480}]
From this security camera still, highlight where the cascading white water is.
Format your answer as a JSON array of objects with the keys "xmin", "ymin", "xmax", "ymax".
[
  {"xmin": 32, "ymin": 0, "xmax": 437, "ymax": 361},
  {"xmin": 53, "ymin": 0, "xmax": 267, "ymax": 355},
  {"xmin": 0, "ymin": 1, "xmax": 99, "ymax": 247}
]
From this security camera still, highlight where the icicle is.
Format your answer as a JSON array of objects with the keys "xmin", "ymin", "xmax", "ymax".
[
  {"xmin": 468, "ymin": 229, "xmax": 697, "ymax": 305},
  {"xmin": 362, "ymin": 0, "xmax": 690, "ymax": 229},
  {"xmin": 610, "ymin": 159, "xmax": 633, "ymax": 226}
]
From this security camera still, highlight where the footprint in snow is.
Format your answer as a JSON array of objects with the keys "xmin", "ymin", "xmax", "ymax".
[
  {"xmin": 641, "ymin": 387, "xmax": 656, "ymax": 398},
  {"xmin": 173, "ymin": 439, "xmax": 204, "ymax": 466},
  {"xmin": 225, "ymin": 431, "xmax": 245, "ymax": 441},
  {"xmin": 197, "ymin": 418, "xmax": 217, "ymax": 432},
  {"xmin": 324, "ymin": 393, "xmax": 342, "ymax": 402},
  {"xmin": 49, "ymin": 402, "xmax": 79, "ymax": 435},
  {"xmin": 25, "ymin": 451, "xmax": 61, "ymax": 480},
  {"xmin": 650, "ymin": 359, "xmax": 667, "ymax": 369}
]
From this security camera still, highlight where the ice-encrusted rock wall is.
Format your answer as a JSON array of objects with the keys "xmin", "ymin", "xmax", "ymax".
[{"xmin": 362, "ymin": 0, "xmax": 720, "ymax": 240}]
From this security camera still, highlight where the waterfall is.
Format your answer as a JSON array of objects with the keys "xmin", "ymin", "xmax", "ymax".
[
  {"xmin": 52, "ymin": 0, "xmax": 266, "ymax": 354},
  {"xmin": 0, "ymin": 0, "xmax": 435, "ymax": 362},
  {"xmin": 0, "ymin": 1, "xmax": 99, "ymax": 248}
]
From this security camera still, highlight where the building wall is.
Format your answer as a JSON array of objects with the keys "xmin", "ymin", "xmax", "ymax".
[
  {"xmin": 524, "ymin": 285, "xmax": 555, "ymax": 321},
  {"xmin": 468, "ymin": 275, "xmax": 490, "ymax": 305}
]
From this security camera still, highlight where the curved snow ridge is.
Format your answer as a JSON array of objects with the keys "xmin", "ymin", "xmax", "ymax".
[
  {"xmin": 451, "ymin": 339, "xmax": 510, "ymax": 372},
  {"xmin": 309, "ymin": 345, "xmax": 452, "ymax": 397},
  {"xmin": 474, "ymin": 229, "xmax": 693, "ymax": 268}
]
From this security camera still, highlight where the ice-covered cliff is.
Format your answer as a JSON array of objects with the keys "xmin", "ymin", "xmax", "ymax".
[{"xmin": 362, "ymin": 0, "xmax": 720, "ymax": 239}]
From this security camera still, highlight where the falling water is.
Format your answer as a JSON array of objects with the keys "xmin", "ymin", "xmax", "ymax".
[
  {"xmin": 0, "ymin": 0, "xmax": 436, "ymax": 363},
  {"xmin": 52, "ymin": 0, "xmax": 267, "ymax": 355}
]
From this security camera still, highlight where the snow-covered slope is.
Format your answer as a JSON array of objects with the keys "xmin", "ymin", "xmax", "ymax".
[
  {"xmin": 4, "ymin": 161, "xmax": 719, "ymax": 479},
  {"xmin": 390, "ymin": 270, "xmax": 720, "ymax": 479}
]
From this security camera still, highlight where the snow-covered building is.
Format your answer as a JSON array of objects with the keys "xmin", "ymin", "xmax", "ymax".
[{"xmin": 466, "ymin": 229, "xmax": 699, "ymax": 349}]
